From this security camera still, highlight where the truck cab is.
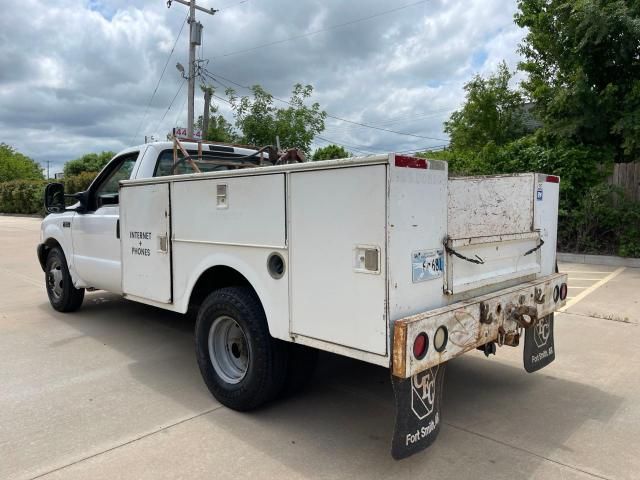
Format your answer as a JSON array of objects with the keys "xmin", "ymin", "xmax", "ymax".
[{"xmin": 38, "ymin": 142, "xmax": 260, "ymax": 295}]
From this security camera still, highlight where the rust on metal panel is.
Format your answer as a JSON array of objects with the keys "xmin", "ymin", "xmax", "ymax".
[
  {"xmin": 394, "ymin": 273, "xmax": 567, "ymax": 378},
  {"xmin": 392, "ymin": 323, "xmax": 407, "ymax": 378}
]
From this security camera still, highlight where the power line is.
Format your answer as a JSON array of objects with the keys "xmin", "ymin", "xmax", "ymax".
[
  {"xmin": 154, "ymin": 79, "xmax": 187, "ymax": 134},
  {"xmin": 213, "ymin": 0, "xmax": 430, "ymax": 60},
  {"xmin": 202, "ymin": 69, "xmax": 449, "ymax": 142},
  {"xmin": 130, "ymin": 14, "xmax": 188, "ymax": 144}
]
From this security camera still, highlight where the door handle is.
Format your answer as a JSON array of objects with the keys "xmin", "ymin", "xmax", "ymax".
[{"xmin": 158, "ymin": 234, "xmax": 168, "ymax": 253}]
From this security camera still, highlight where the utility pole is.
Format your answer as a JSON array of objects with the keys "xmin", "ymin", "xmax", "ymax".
[
  {"xmin": 202, "ymin": 87, "xmax": 212, "ymax": 140},
  {"xmin": 167, "ymin": 0, "xmax": 217, "ymax": 138}
]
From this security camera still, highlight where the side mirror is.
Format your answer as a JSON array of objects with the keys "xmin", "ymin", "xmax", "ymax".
[{"xmin": 44, "ymin": 183, "xmax": 65, "ymax": 214}]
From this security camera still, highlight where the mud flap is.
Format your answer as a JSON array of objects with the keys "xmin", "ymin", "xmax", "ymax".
[
  {"xmin": 391, "ymin": 364, "xmax": 446, "ymax": 460},
  {"xmin": 524, "ymin": 313, "xmax": 555, "ymax": 373}
]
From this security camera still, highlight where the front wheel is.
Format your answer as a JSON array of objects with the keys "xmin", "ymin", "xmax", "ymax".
[
  {"xmin": 45, "ymin": 247, "xmax": 84, "ymax": 312},
  {"xmin": 195, "ymin": 287, "xmax": 287, "ymax": 411}
]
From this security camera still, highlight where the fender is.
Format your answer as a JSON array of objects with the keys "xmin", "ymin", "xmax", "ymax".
[
  {"xmin": 177, "ymin": 248, "xmax": 290, "ymax": 341},
  {"xmin": 40, "ymin": 213, "xmax": 88, "ymax": 288}
]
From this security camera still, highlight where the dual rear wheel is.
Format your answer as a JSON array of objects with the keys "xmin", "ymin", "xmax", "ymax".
[{"xmin": 195, "ymin": 287, "xmax": 317, "ymax": 411}]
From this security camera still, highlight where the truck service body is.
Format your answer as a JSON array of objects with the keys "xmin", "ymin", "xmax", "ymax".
[{"xmin": 39, "ymin": 141, "xmax": 568, "ymax": 459}]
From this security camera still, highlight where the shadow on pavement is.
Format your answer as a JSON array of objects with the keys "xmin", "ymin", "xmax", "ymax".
[{"xmin": 41, "ymin": 292, "xmax": 624, "ymax": 479}]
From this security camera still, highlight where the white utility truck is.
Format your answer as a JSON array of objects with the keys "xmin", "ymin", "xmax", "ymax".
[{"xmin": 39, "ymin": 140, "xmax": 568, "ymax": 459}]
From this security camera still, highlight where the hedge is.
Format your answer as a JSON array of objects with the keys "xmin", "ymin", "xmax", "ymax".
[{"xmin": 0, "ymin": 172, "xmax": 98, "ymax": 216}]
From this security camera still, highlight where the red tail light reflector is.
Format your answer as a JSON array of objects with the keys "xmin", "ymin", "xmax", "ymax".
[
  {"xmin": 395, "ymin": 155, "xmax": 428, "ymax": 169},
  {"xmin": 546, "ymin": 175, "xmax": 560, "ymax": 183},
  {"xmin": 413, "ymin": 332, "xmax": 428, "ymax": 359}
]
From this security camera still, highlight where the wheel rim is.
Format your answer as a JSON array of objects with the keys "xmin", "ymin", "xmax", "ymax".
[
  {"xmin": 208, "ymin": 315, "xmax": 250, "ymax": 384},
  {"xmin": 47, "ymin": 260, "xmax": 64, "ymax": 300}
]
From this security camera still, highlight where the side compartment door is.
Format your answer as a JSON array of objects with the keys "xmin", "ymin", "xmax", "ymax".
[
  {"xmin": 120, "ymin": 183, "xmax": 172, "ymax": 303},
  {"xmin": 289, "ymin": 165, "xmax": 387, "ymax": 355}
]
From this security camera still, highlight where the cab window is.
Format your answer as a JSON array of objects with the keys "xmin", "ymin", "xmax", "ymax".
[
  {"xmin": 153, "ymin": 149, "xmax": 234, "ymax": 177},
  {"xmin": 90, "ymin": 153, "xmax": 138, "ymax": 209}
]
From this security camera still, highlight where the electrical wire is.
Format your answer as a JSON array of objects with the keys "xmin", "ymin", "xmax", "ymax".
[
  {"xmin": 130, "ymin": 14, "xmax": 189, "ymax": 145},
  {"xmin": 154, "ymin": 79, "xmax": 186, "ymax": 134},
  {"xmin": 202, "ymin": 69, "xmax": 449, "ymax": 142},
  {"xmin": 213, "ymin": 0, "xmax": 430, "ymax": 60}
]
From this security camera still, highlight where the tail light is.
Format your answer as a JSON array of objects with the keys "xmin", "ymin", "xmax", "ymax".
[
  {"xmin": 413, "ymin": 332, "xmax": 428, "ymax": 359},
  {"xmin": 559, "ymin": 283, "xmax": 568, "ymax": 300},
  {"xmin": 553, "ymin": 285, "xmax": 560, "ymax": 302},
  {"xmin": 434, "ymin": 326, "xmax": 448, "ymax": 352}
]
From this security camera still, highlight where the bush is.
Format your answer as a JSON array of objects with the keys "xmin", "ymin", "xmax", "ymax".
[
  {"xmin": 0, "ymin": 180, "xmax": 47, "ymax": 215},
  {"xmin": 64, "ymin": 171, "xmax": 97, "ymax": 194},
  {"xmin": 0, "ymin": 172, "xmax": 99, "ymax": 216},
  {"xmin": 559, "ymin": 184, "xmax": 640, "ymax": 257}
]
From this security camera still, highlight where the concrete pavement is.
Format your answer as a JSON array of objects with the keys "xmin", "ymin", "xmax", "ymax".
[{"xmin": 1, "ymin": 216, "xmax": 639, "ymax": 480}]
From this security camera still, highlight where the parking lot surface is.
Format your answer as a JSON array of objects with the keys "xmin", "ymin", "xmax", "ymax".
[{"xmin": 1, "ymin": 215, "xmax": 639, "ymax": 480}]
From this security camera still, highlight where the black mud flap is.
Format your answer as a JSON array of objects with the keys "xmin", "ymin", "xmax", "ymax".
[
  {"xmin": 391, "ymin": 364, "xmax": 446, "ymax": 460},
  {"xmin": 524, "ymin": 313, "xmax": 555, "ymax": 373}
]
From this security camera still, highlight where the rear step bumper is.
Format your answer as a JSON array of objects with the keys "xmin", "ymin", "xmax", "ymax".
[{"xmin": 392, "ymin": 273, "xmax": 568, "ymax": 378}]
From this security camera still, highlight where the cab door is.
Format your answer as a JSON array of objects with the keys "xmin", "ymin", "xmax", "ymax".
[{"xmin": 71, "ymin": 152, "xmax": 139, "ymax": 293}]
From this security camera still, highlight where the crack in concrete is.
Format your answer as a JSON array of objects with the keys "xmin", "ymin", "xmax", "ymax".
[
  {"xmin": 28, "ymin": 405, "xmax": 224, "ymax": 480},
  {"xmin": 445, "ymin": 422, "xmax": 614, "ymax": 480}
]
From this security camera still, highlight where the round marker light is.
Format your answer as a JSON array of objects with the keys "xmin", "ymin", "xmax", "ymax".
[
  {"xmin": 553, "ymin": 285, "xmax": 560, "ymax": 302},
  {"xmin": 434, "ymin": 326, "xmax": 448, "ymax": 352},
  {"xmin": 559, "ymin": 283, "xmax": 568, "ymax": 301},
  {"xmin": 413, "ymin": 332, "xmax": 428, "ymax": 360}
]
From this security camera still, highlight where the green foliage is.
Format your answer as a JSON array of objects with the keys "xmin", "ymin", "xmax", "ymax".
[
  {"xmin": 227, "ymin": 84, "xmax": 327, "ymax": 154},
  {"xmin": 196, "ymin": 88, "xmax": 238, "ymax": 144},
  {"xmin": 559, "ymin": 183, "xmax": 640, "ymax": 257},
  {"xmin": 64, "ymin": 171, "xmax": 98, "ymax": 194},
  {"xmin": 515, "ymin": 0, "xmax": 640, "ymax": 161},
  {"xmin": 0, "ymin": 180, "xmax": 47, "ymax": 214},
  {"xmin": 444, "ymin": 62, "xmax": 526, "ymax": 152},
  {"xmin": 0, "ymin": 144, "xmax": 44, "ymax": 182},
  {"xmin": 0, "ymin": 172, "xmax": 99, "ymax": 216},
  {"xmin": 312, "ymin": 144, "xmax": 351, "ymax": 161},
  {"xmin": 63, "ymin": 151, "xmax": 114, "ymax": 177}
]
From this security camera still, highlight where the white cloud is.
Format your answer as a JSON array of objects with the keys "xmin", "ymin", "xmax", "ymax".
[{"xmin": 0, "ymin": 0, "xmax": 526, "ymax": 172}]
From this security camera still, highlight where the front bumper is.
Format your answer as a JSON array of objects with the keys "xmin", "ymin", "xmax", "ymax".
[{"xmin": 392, "ymin": 273, "xmax": 568, "ymax": 378}]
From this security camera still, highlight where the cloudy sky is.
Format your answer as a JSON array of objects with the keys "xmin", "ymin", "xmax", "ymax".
[{"xmin": 0, "ymin": 0, "xmax": 525, "ymax": 173}]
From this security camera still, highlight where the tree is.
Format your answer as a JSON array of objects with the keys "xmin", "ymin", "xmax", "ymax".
[
  {"xmin": 312, "ymin": 144, "xmax": 351, "ymax": 161},
  {"xmin": 515, "ymin": 0, "xmax": 640, "ymax": 161},
  {"xmin": 444, "ymin": 62, "xmax": 526, "ymax": 152},
  {"xmin": 63, "ymin": 151, "xmax": 115, "ymax": 177},
  {"xmin": 227, "ymin": 84, "xmax": 326, "ymax": 154},
  {"xmin": 0, "ymin": 143, "xmax": 43, "ymax": 182}
]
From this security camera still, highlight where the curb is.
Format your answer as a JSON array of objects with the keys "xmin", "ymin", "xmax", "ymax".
[{"xmin": 558, "ymin": 252, "xmax": 640, "ymax": 268}]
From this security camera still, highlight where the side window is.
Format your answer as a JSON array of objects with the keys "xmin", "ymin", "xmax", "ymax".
[
  {"xmin": 92, "ymin": 154, "xmax": 138, "ymax": 208},
  {"xmin": 153, "ymin": 149, "xmax": 234, "ymax": 178},
  {"xmin": 154, "ymin": 150, "xmax": 196, "ymax": 177}
]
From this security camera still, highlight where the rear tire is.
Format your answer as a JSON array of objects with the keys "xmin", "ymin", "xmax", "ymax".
[
  {"xmin": 195, "ymin": 287, "xmax": 288, "ymax": 411},
  {"xmin": 45, "ymin": 247, "xmax": 84, "ymax": 312}
]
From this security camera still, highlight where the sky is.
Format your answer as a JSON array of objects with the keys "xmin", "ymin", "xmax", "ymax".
[{"xmin": 0, "ymin": 0, "xmax": 526, "ymax": 173}]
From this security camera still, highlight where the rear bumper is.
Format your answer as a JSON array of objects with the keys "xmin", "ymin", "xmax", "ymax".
[{"xmin": 392, "ymin": 273, "xmax": 568, "ymax": 378}]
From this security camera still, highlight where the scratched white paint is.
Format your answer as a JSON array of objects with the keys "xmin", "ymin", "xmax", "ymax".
[{"xmin": 447, "ymin": 174, "xmax": 535, "ymax": 239}]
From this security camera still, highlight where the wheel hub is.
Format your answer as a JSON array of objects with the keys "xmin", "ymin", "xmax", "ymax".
[
  {"xmin": 208, "ymin": 315, "xmax": 250, "ymax": 384},
  {"xmin": 47, "ymin": 261, "xmax": 64, "ymax": 300}
]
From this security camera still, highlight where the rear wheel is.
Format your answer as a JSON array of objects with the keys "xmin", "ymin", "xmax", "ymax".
[
  {"xmin": 45, "ymin": 247, "xmax": 84, "ymax": 312},
  {"xmin": 195, "ymin": 287, "xmax": 288, "ymax": 411}
]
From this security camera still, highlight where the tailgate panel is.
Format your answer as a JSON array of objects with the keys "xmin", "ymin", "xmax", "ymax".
[{"xmin": 446, "ymin": 174, "xmax": 539, "ymax": 294}]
